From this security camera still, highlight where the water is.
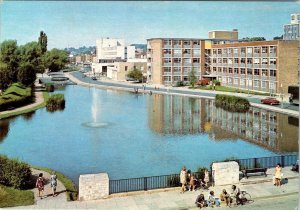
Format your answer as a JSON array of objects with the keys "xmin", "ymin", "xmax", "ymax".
[{"xmin": 0, "ymin": 85, "xmax": 298, "ymax": 184}]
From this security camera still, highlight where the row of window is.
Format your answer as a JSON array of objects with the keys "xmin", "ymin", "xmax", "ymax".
[
  {"xmin": 163, "ymin": 49, "xmax": 201, "ymax": 56},
  {"xmin": 163, "ymin": 76, "xmax": 200, "ymax": 82},
  {"xmin": 164, "ymin": 58, "xmax": 201, "ymax": 64},
  {"xmin": 163, "ymin": 66, "xmax": 201, "ymax": 73},
  {"xmin": 212, "ymin": 67, "xmax": 276, "ymax": 76},
  {"xmin": 212, "ymin": 57, "xmax": 277, "ymax": 65},
  {"xmin": 220, "ymin": 77, "xmax": 277, "ymax": 89},
  {"xmin": 212, "ymin": 46, "xmax": 277, "ymax": 55},
  {"xmin": 163, "ymin": 40, "xmax": 201, "ymax": 46}
]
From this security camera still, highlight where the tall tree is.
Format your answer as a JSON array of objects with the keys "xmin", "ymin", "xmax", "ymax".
[
  {"xmin": 0, "ymin": 40, "xmax": 19, "ymax": 82},
  {"xmin": 127, "ymin": 68, "xmax": 143, "ymax": 82},
  {"xmin": 17, "ymin": 62, "xmax": 36, "ymax": 86},
  {"xmin": 189, "ymin": 69, "xmax": 197, "ymax": 88},
  {"xmin": 43, "ymin": 49, "xmax": 68, "ymax": 72},
  {"xmin": 0, "ymin": 62, "xmax": 11, "ymax": 90},
  {"xmin": 38, "ymin": 31, "xmax": 47, "ymax": 54}
]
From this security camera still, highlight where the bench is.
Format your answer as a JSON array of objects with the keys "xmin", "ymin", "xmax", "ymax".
[{"xmin": 242, "ymin": 168, "xmax": 267, "ymax": 179}]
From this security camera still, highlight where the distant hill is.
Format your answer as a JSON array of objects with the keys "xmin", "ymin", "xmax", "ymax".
[
  {"xmin": 64, "ymin": 46, "xmax": 96, "ymax": 55},
  {"xmin": 130, "ymin": 44, "xmax": 147, "ymax": 51}
]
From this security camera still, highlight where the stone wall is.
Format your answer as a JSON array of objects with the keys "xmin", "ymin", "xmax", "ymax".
[
  {"xmin": 212, "ymin": 161, "xmax": 239, "ymax": 186},
  {"xmin": 79, "ymin": 173, "xmax": 109, "ymax": 201}
]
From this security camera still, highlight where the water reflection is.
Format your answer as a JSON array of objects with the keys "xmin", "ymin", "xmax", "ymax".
[
  {"xmin": 0, "ymin": 119, "xmax": 10, "ymax": 142},
  {"xmin": 149, "ymin": 94, "xmax": 298, "ymax": 153},
  {"xmin": 22, "ymin": 111, "xmax": 36, "ymax": 121}
]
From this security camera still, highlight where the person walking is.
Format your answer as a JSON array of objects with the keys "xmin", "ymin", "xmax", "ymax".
[
  {"xmin": 180, "ymin": 167, "xmax": 187, "ymax": 193},
  {"xmin": 204, "ymin": 169, "xmax": 209, "ymax": 187},
  {"xmin": 36, "ymin": 173, "xmax": 45, "ymax": 199},
  {"xmin": 50, "ymin": 171, "xmax": 58, "ymax": 197},
  {"xmin": 274, "ymin": 163, "xmax": 282, "ymax": 187}
]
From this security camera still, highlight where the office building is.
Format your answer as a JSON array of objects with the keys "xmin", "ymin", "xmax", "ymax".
[
  {"xmin": 283, "ymin": 14, "xmax": 300, "ymax": 40},
  {"xmin": 208, "ymin": 29, "xmax": 238, "ymax": 40}
]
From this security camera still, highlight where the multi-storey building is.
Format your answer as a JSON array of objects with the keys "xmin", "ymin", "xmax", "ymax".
[
  {"xmin": 208, "ymin": 40, "xmax": 299, "ymax": 94},
  {"xmin": 147, "ymin": 38, "xmax": 206, "ymax": 85},
  {"xmin": 147, "ymin": 38, "xmax": 299, "ymax": 94},
  {"xmin": 208, "ymin": 29, "xmax": 238, "ymax": 40},
  {"xmin": 283, "ymin": 14, "xmax": 300, "ymax": 40}
]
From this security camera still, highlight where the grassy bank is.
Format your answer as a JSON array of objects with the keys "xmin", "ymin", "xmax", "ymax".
[
  {"xmin": 191, "ymin": 85, "xmax": 269, "ymax": 96},
  {"xmin": 215, "ymin": 94, "xmax": 250, "ymax": 112},
  {"xmin": 0, "ymin": 184, "xmax": 34, "ymax": 208},
  {"xmin": 33, "ymin": 166, "xmax": 78, "ymax": 201},
  {"xmin": 0, "ymin": 91, "xmax": 49, "ymax": 119}
]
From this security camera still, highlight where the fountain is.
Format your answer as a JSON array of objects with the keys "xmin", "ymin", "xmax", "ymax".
[{"xmin": 82, "ymin": 87, "xmax": 108, "ymax": 128}]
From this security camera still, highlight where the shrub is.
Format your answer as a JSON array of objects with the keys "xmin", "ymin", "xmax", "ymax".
[
  {"xmin": 45, "ymin": 84, "xmax": 54, "ymax": 92},
  {"xmin": 215, "ymin": 94, "xmax": 250, "ymax": 112},
  {"xmin": 213, "ymin": 80, "xmax": 221, "ymax": 86},
  {"xmin": 46, "ymin": 94, "xmax": 65, "ymax": 112},
  {"xmin": 0, "ymin": 155, "xmax": 31, "ymax": 189},
  {"xmin": 176, "ymin": 81, "xmax": 185, "ymax": 87}
]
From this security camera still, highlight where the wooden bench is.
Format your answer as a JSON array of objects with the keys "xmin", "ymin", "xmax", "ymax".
[{"xmin": 242, "ymin": 168, "xmax": 267, "ymax": 179}]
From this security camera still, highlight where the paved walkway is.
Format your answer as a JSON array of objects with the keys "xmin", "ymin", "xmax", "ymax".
[{"xmin": 6, "ymin": 166, "xmax": 299, "ymax": 209}]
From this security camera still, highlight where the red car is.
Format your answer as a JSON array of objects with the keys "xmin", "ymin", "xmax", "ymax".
[{"xmin": 261, "ymin": 97, "xmax": 280, "ymax": 105}]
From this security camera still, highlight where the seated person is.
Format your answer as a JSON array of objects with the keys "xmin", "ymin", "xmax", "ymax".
[
  {"xmin": 189, "ymin": 175, "xmax": 196, "ymax": 191},
  {"xmin": 207, "ymin": 191, "xmax": 220, "ymax": 207},
  {"xmin": 220, "ymin": 189, "xmax": 231, "ymax": 206},
  {"xmin": 195, "ymin": 193, "xmax": 207, "ymax": 208},
  {"xmin": 292, "ymin": 160, "xmax": 299, "ymax": 172},
  {"xmin": 231, "ymin": 185, "xmax": 242, "ymax": 205}
]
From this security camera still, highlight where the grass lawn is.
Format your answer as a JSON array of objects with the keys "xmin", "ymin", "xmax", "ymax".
[
  {"xmin": 191, "ymin": 85, "xmax": 270, "ymax": 96},
  {"xmin": 32, "ymin": 166, "xmax": 78, "ymax": 201},
  {"xmin": 0, "ymin": 83, "xmax": 32, "ymax": 104},
  {"xmin": 0, "ymin": 184, "xmax": 34, "ymax": 208}
]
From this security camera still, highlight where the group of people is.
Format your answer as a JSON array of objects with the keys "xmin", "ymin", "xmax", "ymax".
[
  {"xmin": 35, "ymin": 171, "xmax": 58, "ymax": 199},
  {"xmin": 180, "ymin": 167, "xmax": 209, "ymax": 193},
  {"xmin": 195, "ymin": 185, "xmax": 242, "ymax": 208}
]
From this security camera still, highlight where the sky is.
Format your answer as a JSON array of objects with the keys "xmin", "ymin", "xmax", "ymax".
[{"xmin": 1, "ymin": 1, "xmax": 300, "ymax": 49}]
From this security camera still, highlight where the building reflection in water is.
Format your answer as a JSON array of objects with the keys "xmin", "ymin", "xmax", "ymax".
[{"xmin": 148, "ymin": 94, "xmax": 298, "ymax": 153}]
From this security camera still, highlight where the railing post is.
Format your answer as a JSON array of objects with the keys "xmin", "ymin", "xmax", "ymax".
[
  {"xmin": 144, "ymin": 177, "xmax": 147, "ymax": 191},
  {"xmin": 281, "ymin": 155, "xmax": 285, "ymax": 168},
  {"xmin": 254, "ymin": 158, "xmax": 258, "ymax": 168}
]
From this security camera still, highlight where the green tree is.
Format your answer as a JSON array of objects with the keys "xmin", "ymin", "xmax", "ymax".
[
  {"xmin": 38, "ymin": 31, "xmax": 47, "ymax": 54},
  {"xmin": 17, "ymin": 62, "xmax": 36, "ymax": 86},
  {"xmin": 0, "ymin": 40, "xmax": 19, "ymax": 82},
  {"xmin": 189, "ymin": 69, "xmax": 197, "ymax": 88},
  {"xmin": 0, "ymin": 62, "xmax": 11, "ymax": 90},
  {"xmin": 127, "ymin": 68, "xmax": 143, "ymax": 82},
  {"xmin": 18, "ymin": 41, "xmax": 44, "ymax": 73},
  {"xmin": 273, "ymin": 35, "xmax": 283, "ymax": 40},
  {"xmin": 43, "ymin": 49, "xmax": 68, "ymax": 72},
  {"xmin": 242, "ymin": 37, "xmax": 266, "ymax": 42}
]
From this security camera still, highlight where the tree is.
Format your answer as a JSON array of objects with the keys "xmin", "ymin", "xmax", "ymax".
[
  {"xmin": 17, "ymin": 62, "xmax": 36, "ymax": 86},
  {"xmin": 241, "ymin": 37, "xmax": 266, "ymax": 42},
  {"xmin": 18, "ymin": 41, "xmax": 44, "ymax": 73},
  {"xmin": 0, "ymin": 40, "xmax": 19, "ymax": 82},
  {"xmin": 43, "ymin": 49, "xmax": 68, "ymax": 72},
  {"xmin": 127, "ymin": 68, "xmax": 143, "ymax": 82},
  {"xmin": 189, "ymin": 69, "xmax": 197, "ymax": 88},
  {"xmin": 38, "ymin": 31, "xmax": 47, "ymax": 54},
  {"xmin": 273, "ymin": 35, "xmax": 283, "ymax": 40},
  {"xmin": 0, "ymin": 62, "xmax": 10, "ymax": 90}
]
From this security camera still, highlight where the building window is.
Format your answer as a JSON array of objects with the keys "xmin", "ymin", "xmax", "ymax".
[
  {"xmin": 234, "ymin": 78, "xmax": 239, "ymax": 85},
  {"xmin": 261, "ymin": 81, "xmax": 267, "ymax": 88},
  {"xmin": 254, "ymin": 80, "xmax": 260, "ymax": 87},
  {"xmin": 163, "ymin": 76, "xmax": 171, "ymax": 82},
  {"xmin": 228, "ymin": 68, "xmax": 233, "ymax": 73},
  {"xmin": 213, "ymin": 49, "xmax": 217, "ymax": 55},
  {"xmin": 217, "ymin": 49, "xmax": 222, "ymax": 54},
  {"xmin": 218, "ymin": 67, "xmax": 222, "ymax": 73},
  {"xmin": 164, "ymin": 58, "xmax": 172, "ymax": 63},
  {"xmin": 241, "ymin": 47, "xmax": 246, "ymax": 54},
  {"xmin": 164, "ymin": 40, "xmax": 171, "ymax": 46},
  {"xmin": 240, "ymin": 58, "xmax": 246, "ymax": 64},
  {"xmin": 174, "ymin": 67, "xmax": 181, "ymax": 73},
  {"xmin": 270, "ymin": 82, "xmax": 276, "ymax": 90},
  {"xmin": 217, "ymin": 58, "xmax": 222, "ymax": 64},
  {"xmin": 246, "ymin": 47, "xmax": 253, "ymax": 54},
  {"xmin": 174, "ymin": 58, "xmax": 181, "ymax": 63},
  {"xmin": 222, "ymin": 48, "xmax": 227, "ymax": 54},
  {"xmin": 270, "ymin": 69, "xmax": 276, "ymax": 77},
  {"xmin": 193, "ymin": 49, "xmax": 201, "ymax": 56},
  {"xmin": 262, "ymin": 46, "xmax": 268, "ymax": 53},
  {"xmin": 228, "ymin": 77, "xmax": 233, "ymax": 84},
  {"xmin": 173, "ymin": 76, "xmax": 181, "ymax": 81},
  {"xmin": 233, "ymin": 48, "xmax": 239, "ymax": 54},
  {"xmin": 270, "ymin": 58, "xmax": 276, "ymax": 65},
  {"xmin": 174, "ymin": 40, "xmax": 181, "ymax": 46},
  {"xmin": 247, "ymin": 68, "xmax": 252, "ymax": 75},
  {"xmin": 240, "ymin": 79, "xmax": 245, "ymax": 86},
  {"xmin": 234, "ymin": 58, "xmax": 239, "ymax": 64},
  {"xmin": 184, "ymin": 58, "xmax": 191, "ymax": 64},
  {"xmin": 213, "ymin": 58, "xmax": 217, "ymax": 63},
  {"xmin": 163, "ymin": 49, "xmax": 171, "ymax": 55},
  {"xmin": 234, "ymin": 68, "xmax": 239, "ymax": 74},
  {"xmin": 254, "ymin": 47, "xmax": 261, "ymax": 54},
  {"xmin": 270, "ymin": 46, "xmax": 277, "ymax": 54},
  {"xmin": 262, "ymin": 58, "xmax": 268, "ymax": 64},
  {"xmin": 223, "ymin": 58, "xmax": 227, "ymax": 64},
  {"xmin": 261, "ymin": 69, "xmax": 268, "ymax": 76},
  {"xmin": 163, "ymin": 67, "xmax": 171, "ymax": 73},
  {"xmin": 193, "ymin": 58, "xmax": 200, "ymax": 63},
  {"xmin": 228, "ymin": 48, "xmax": 233, "ymax": 54},
  {"xmin": 228, "ymin": 58, "xmax": 233, "ymax": 64},
  {"xmin": 247, "ymin": 58, "xmax": 252, "ymax": 64},
  {"xmin": 183, "ymin": 40, "xmax": 190, "ymax": 45},
  {"xmin": 174, "ymin": 49, "xmax": 182, "ymax": 56},
  {"xmin": 183, "ymin": 49, "xmax": 191, "ymax": 55},
  {"xmin": 184, "ymin": 67, "xmax": 191, "ymax": 73},
  {"xmin": 213, "ymin": 67, "xmax": 217, "ymax": 72},
  {"xmin": 223, "ymin": 67, "xmax": 228, "ymax": 73},
  {"xmin": 254, "ymin": 58, "xmax": 260, "ymax": 64},
  {"xmin": 222, "ymin": 77, "xmax": 227, "ymax": 83},
  {"xmin": 193, "ymin": 40, "xmax": 200, "ymax": 46},
  {"xmin": 240, "ymin": 68, "xmax": 245, "ymax": 74},
  {"xmin": 254, "ymin": 69, "xmax": 260, "ymax": 75}
]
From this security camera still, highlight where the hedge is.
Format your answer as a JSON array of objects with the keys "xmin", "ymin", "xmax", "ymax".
[
  {"xmin": 0, "ymin": 155, "xmax": 31, "ymax": 189},
  {"xmin": 215, "ymin": 94, "xmax": 250, "ymax": 112}
]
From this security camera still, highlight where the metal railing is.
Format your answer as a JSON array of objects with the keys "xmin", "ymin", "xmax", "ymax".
[{"xmin": 109, "ymin": 154, "xmax": 298, "ymax": 194}]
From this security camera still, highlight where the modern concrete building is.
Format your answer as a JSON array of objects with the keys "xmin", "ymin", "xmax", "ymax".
[
  {"xmin": 208, "ymin": 29, "xmax": 238, "ymax": 40},
  {"xmin": 284, "ymin": 14, "xmax": 300, "ymax": 41},
  {"xmin": 107, "ymin": 62, "xmax": 147, "ymax": 81},
  {"xmin": 147, "ymin": 38, "xmax": 206, "ymax": 85},
  {"xmin": 147, "ymin": 37, "xmax": 299, "ymax": 94}
]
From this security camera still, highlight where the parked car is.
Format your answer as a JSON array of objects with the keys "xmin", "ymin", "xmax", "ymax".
[
  {"xmin": 197, "ymin": 79, "xmax": 210, "ymax": 86},
  {"xmin": 261, "ymin": 97, "xmax": 280, "ymax": 105},
  {"xmin": 91, "ymin": 76, "xmax": 97, "ymax": 80}
]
